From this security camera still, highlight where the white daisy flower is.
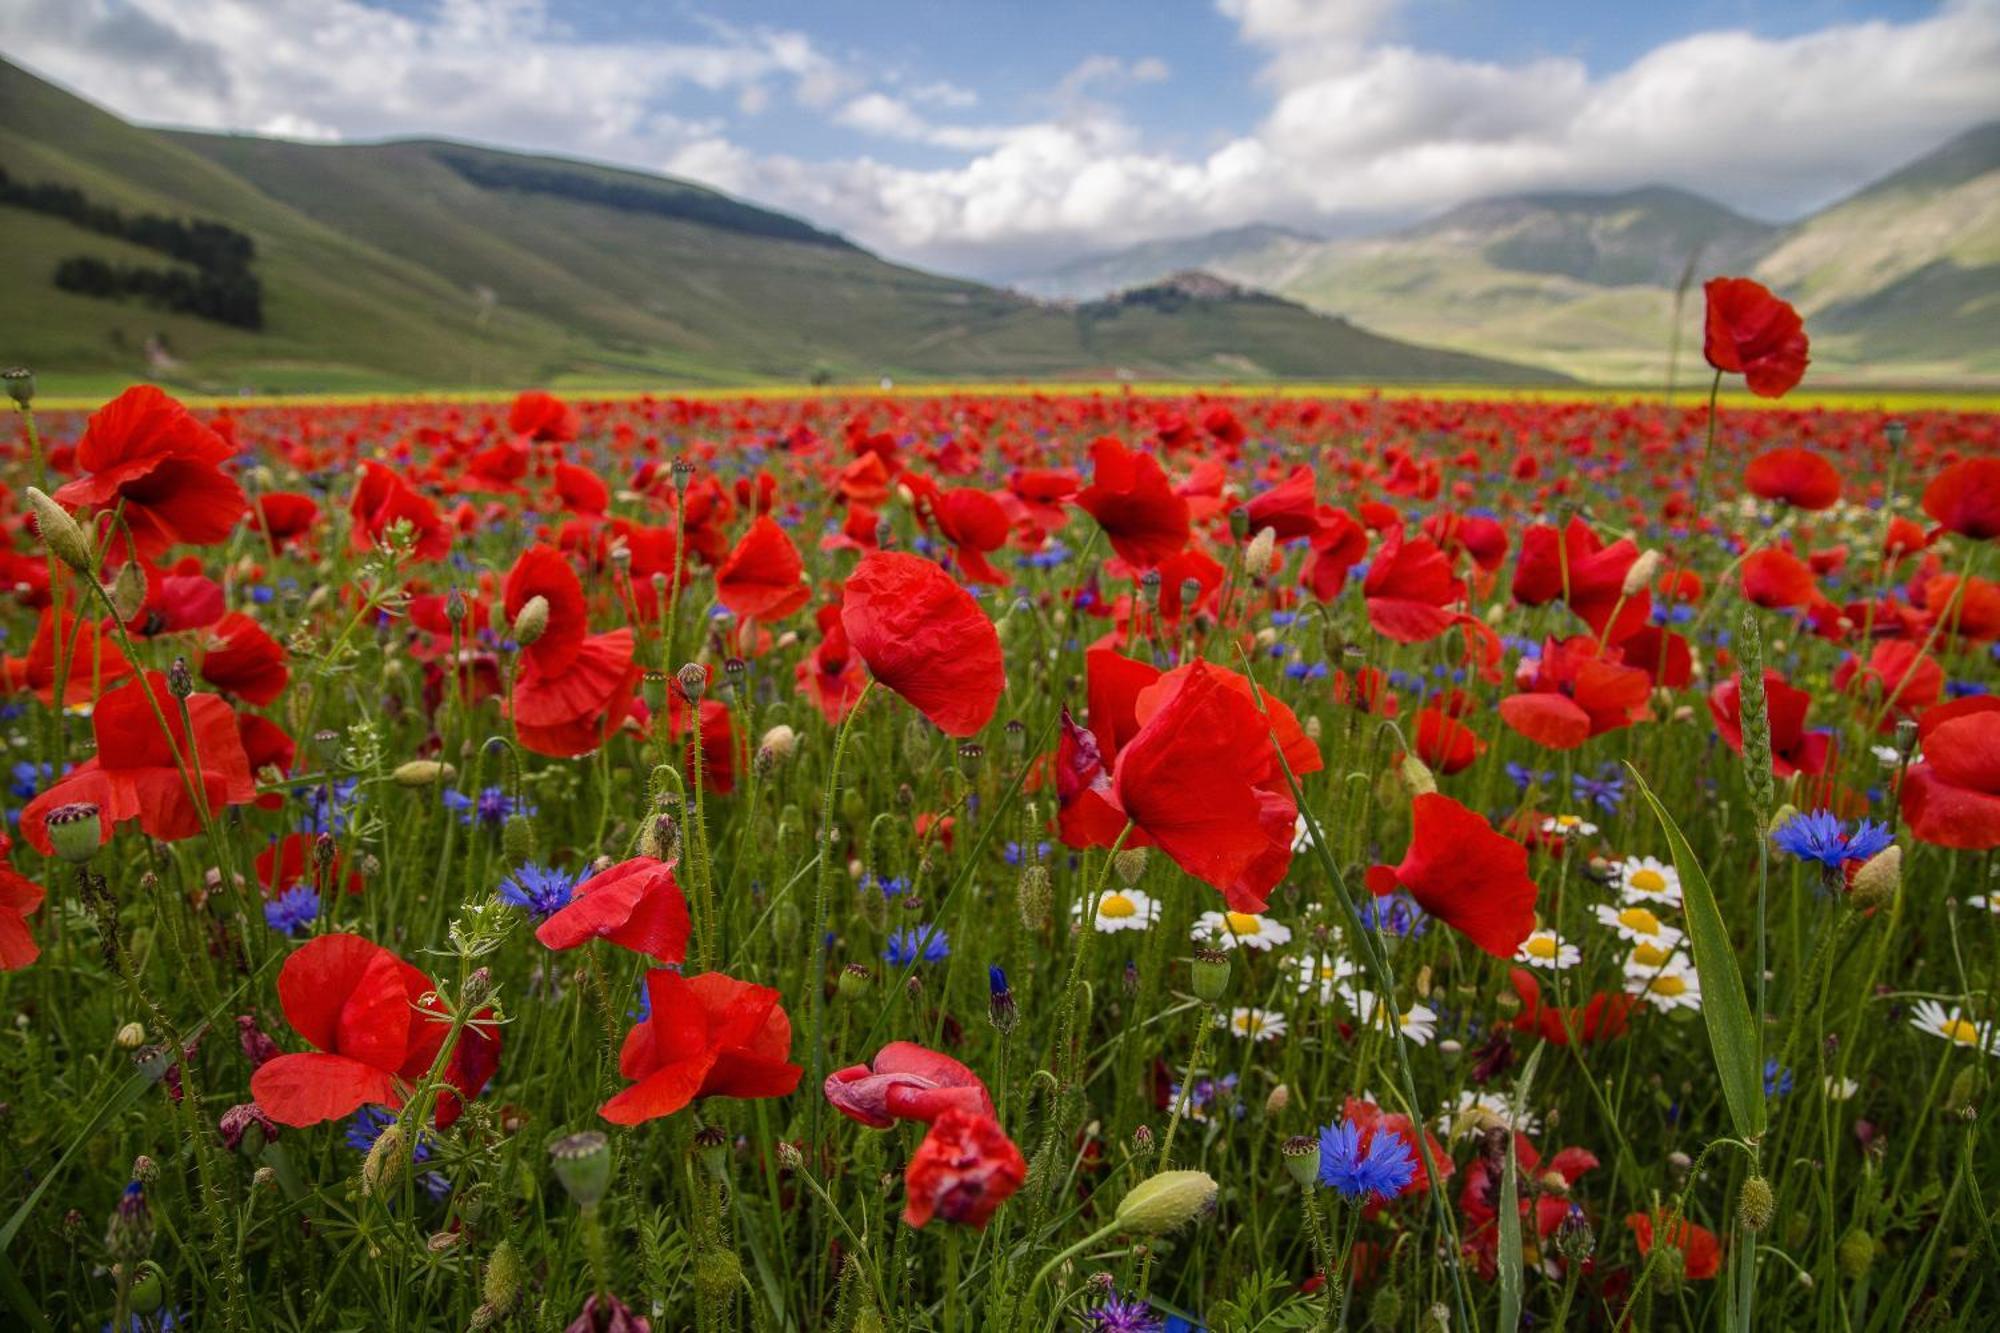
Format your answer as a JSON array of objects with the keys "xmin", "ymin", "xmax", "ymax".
[
  {"xmin": 1624, "ymin": 940, "xmax": 1678, "ymax": 973},
  {"xmin": 1219, "ymin": 1006, "xmax": 1287, "ymax": 1042},
  {"xmin": 1870, "ymin": 743, "xmax": 1910, "ymax": 768},
  {"xmin": 1624, "ymin": 951, "xmax": 1702, "ymax": 1012},
  {"xmin": 1293, "ymin": 950, "xmax": 1358, "ymax": 1001},
  {"xmin": 1436, "ymin": 1090, "xmax": 1541, "ymax": 1138},
  {"xmin": 1073, "ymin": 887, "xmax": 1158, "ymax": 933},
  {"xmin": 1541, "ymin": 813, "xmax": 1599, "ymax": 839},
  {"xmin": 1963, "ymin": 895, "xmax": 2000, "ymax": 918},
  {"xmin": 1823, "ymin": 1076, "xmax": 1859, "ymax": 1101},
  {"xmin": 1594, "ymin": 902, "xmax": 1685, "ymax": 948},
  {"xmin": 1616, "ymin": 857, "xmax": 1682, "ymax": 906},
  {"xmin": 1341, "ymin": 987, "xmax": 1439, "ymax": 1046},
  {"xmin": 1909, "ymin": 1000, "xmax": 2000, "ymax": 1058},
  {"xmin": 1292, "ymin": 813, "xmax": 1319, "ymax": 853},
  {"xmin": 1192, "ymin": 910, "xmax": 1293, "ymax": 951},
  {"xmin": 1514, "ymin": 929, "xmax": 1582, "ymax": 970}
]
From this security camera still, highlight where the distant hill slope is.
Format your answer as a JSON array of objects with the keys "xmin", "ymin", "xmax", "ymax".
[
  {"xmin": 0, "ymin": 58, "xmax": 1562, "ymax": 391},
  {"xmin": 1013, "ymin": 126, "xmax": 2000, "ymax": 385}
]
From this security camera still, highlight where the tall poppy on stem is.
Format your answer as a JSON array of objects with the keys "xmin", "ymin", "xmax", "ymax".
[
  {"xmin": 1703, "ymin": 277, "xmax": 1808, "ymax": 398},
  {"xmin": 715, "ymin": 517, "xmax": 809, "ymax": 621},
  {"xmin": 52, "ymin": 386, "xmax": 246, "ymax": 559},
  {"xmin": 504, "ymin": 545, "xmax": 641, "ymax": 758},
  {"xmin": 601, "ymin": 969, "xmax": 801, "ymax": 1125},
  {"xmin": 535, "ymin": 857, "xmax": 692, "ymax": 964},
  {"xmin": 839, "ymin": 551, "xmax": 1004, "ymax": 737},
  {"xmin": 1074, "ymin": 435, "xmax": 1190, "ymax": 568},
  {"xmin": 1365, "ymin": 794, "xmax": 1536, "ymax": 958}
]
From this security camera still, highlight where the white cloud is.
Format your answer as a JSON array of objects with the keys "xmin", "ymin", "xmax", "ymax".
[{"xmin": 5, "ymin": 0, "xmax": 1997, "ymax": 277}]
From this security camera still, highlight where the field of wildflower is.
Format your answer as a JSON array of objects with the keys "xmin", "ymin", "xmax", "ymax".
[{"xmin": 1, "ymin": 278, "xmax": 1998, "ymax": 1333}]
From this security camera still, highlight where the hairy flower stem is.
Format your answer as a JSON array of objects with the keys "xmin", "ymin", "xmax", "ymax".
[{"xmin": 805, "ymin": 678, "xmax": 874, "ymax": 1157}]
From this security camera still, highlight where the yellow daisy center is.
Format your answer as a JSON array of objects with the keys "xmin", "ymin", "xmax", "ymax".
[
  {"xmin": 1630, "ymin": 942, "xmax": 1672, "ymax": 968},
  {"xmin": 1945, "ymin": 1017, "xmax": 1983, "ymax": 1046},
  {"xmin": 1099, "ymin": 893, "xmax": 1137, "ymax": 919},
  {"xmin": 1649, "ymin": 974, "xmax": 1689, "ymax": 998},
  {"xmin": 1224, "ymin": 911, "xmax": 1263, "ymax": 935},
  {"xmin": 1618, "ymin": 907, "xmax": 1662, "ymax": 935},
  {"xmin": 1526, "ymin": 935, "xmax": 1559, "ymax": 959},
  {"xmin": 1630, "ymin": 868, "xmax": 1667, "ymax": 894}
]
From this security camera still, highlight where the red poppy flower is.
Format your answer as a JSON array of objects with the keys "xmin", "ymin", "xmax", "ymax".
[
  {"xmin": 840, "ymin": 551, "xmax": 1004, "ymax": 737},
  {"xmin": 1242, "ymin": 466, "xmax": 1320, "ymax": 541},
  {"xmin": 1739, "ymin": 548, "xmax": 1821, "ymax": 610},
  {"xmin": 1459, "ymin": 1134, "xmax": 1598, "ymax": 1279},
  {"xmin": 509, "ymin": 389, "xmax": 579, "ymax": 443},
  {"xmin": 22, "ymin": 671, "xmax": 256, "ymax": 854},
  {"xmin": 0, "ymin": 834, "xmax": 44, "ymax": 971},
  {"xmin": 553, "ymin": 461, "xmax": 609, "ymax": 516},
  {"xmin": 256, "ymin": 831, "xmax": 362, "ymax": 898},
  {"xmin": 251, "ymin": 933, "xmax": 496, "ymax": 1128},
  {"xmin": 1745, "ymin": 447, "xmax": 1840, "ymax": 510},
  {"xmin": 1498, "ymin": 636, "xmax": 1651, "ymax": 750},
  {"xmin": 1304, "ymin": 507, "xmax": 1369, "ymax": 601},
  {"xmin": 1900, "ymin": 697, "xmax": 2000, "ymax": 850},
  {"xmin": 1511, "ymin": 519, "xmax": 1645, "ymax": 643},
  {"xmin": 824, "ymin": 1041, "xmax": 995, "ymax": 1128},
  {"xmin": 504, "ymin": 546, "xmax": 641, "ymax": 757},
  {"xmin": 715, "ymin": 517, "xmax": 809, "ymax": 621},
  {"xmin": 249, "ymin": 491, "xmax": 320, "ymax": 550},
  {"xmin": 901, "ymin": 1107, "xmax": 1027, "ymax": 1230},
  {"xmin": 1342, "ymin": 1096, "xmax": 1452, "ymax": 1199},
  {"xmin": 1708, "ymin": 670, "xmax": 1831, "ymax": 777},
  {"xmin": 1509, "ymin": 969, "xmax": 1635, "ymax": 1046},
  {"xmin": 796, "ymin": 606, "xmax": 870, "ymax": 725},
  {"xmin": 198, "ymin": 611, "xmax": 289, "ymax": 705},
  {"xmin": 601, "ymin": 969, "xmax": 801, "ymax": 1125},
  {"xmin": 18, "ymin": 608, "xmax": 134, "ymax": 707},
  {"xmin": 1365, "ymin": 793, "xmax": 1536, "ymax": 958},
  {"xmin": 1412, "ymin": 705, "xmax": 1484, "ymax": 775},
  {"xmin": 906, "ymin": 474, "xmax": 1013, "ymax": 585},
  {"xmin": 1703, "ymin": 277, "xmax": 1808, "ymax": 398},
  {"xmin": 1626, "ymin": 1210, "xmax": 1722, "ymax": 1281},
  {"xmin": 1074, "ymin": 436, "xmax": 1190, "ymax": 568},
  {"xmin": 535, "ymin": 857, "xmax": 691, "ymax": 964},
  {"xmin": 52, "ymin": 386, "xmax": 247, "ymax": 559},
  {"xmin": 1832, "ymin": 640, "xmax": 1942, "ymax": 726},
  {"xmin": 1921, "ymin": 457, "xmax": 2000, "ymax": 541},
  {"xmin": 350, "ymin": 461, "xmax": 452, "ymax": 561},
  {"xmin": 1364, "ymin": 527, "xmax": 1465, "ymax": 644}
]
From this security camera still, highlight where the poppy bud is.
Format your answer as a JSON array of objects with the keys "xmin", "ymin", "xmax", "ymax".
[
  {"xmin": 676, "ymin": 662, "xmax": 707, "ymax": 701},
  {"xmin": 1265, "ymin": 1083, "xmax": 1290, "ymax": 1116},
  {"xmin": 1837, "ymin": 1227, "xmax": 1877, "ymax": 1277},
  {"xmin": 165, "ymin": 656, "xmax": 193, "ymax": 700},
  {"xmin": 637, "ymin": 812, "xmax": 680, "ymax": 862},
  {"xmin": 1765, "ymin": 803, "xmax": 1800, "ymax": 840},
  {"xmin": 693, "ymin": 1247, "xmax": 742, "ymax": 1304},
  {"xmin": 1114, "ymin": 1169, "xmax": 1217, "ymax": 1235},
  {"xmin": 758, "ymin": 724, "xmax": 798, "ymax": 768},
  {"xmin": 362, "ymin": 1122, "xmax": 407, "ymax": 1196},
  {"xmin": 116, "ymin": 1021, "xmax": 146, "ymax": 1049},
  {"xmin": 25, "ymin": 487, "xmax": 92, "ymax": 573},
  {"xmin": 1621, "ymin": 549, "xmax": 1663, "ymax": 598},
  {"xmin": 1229, "ymin": 506, "xmax": 1250, "ymax": 541},
  {"xmin": 1112, "ymin": 847, "xmax": 1148, "ymax": 886},
  {"xmin": 393, "ymin": 760, "xmax": 454, "ymax": 788},
  {"xmin": 1190, "ymin": 948, "xmax": 1231, "ymax": 1003},
  {"xmin": 1399, "ymin": 752, "xmax": 1436, "ymax": 796},
  {"xmin": 1369, "ymin": 1286, "xmax": 1406, "ymax": 1331},
  {"xmin": 482, "ymin": 1239, "xmax": 524, "ymax": 1316},
  {"xmin": 127, "ymin": 1262, "xmax": 165, "ymax": 1316},
  {"xmin": 3, "ymin": 366, "xmax": 34, "ymax": 406},
  {"xmin": 987, "ymin": 965, "xmax": 1018, "ymax": 1033},
  {"xmin": 1883, "ymin": 419, "xmax": 1907, "ymax": 452},
  {"xmin": 1943, "ymin": 1065, "xmax": 1987, "ymax": 1118},
  {"xmin": 1281, "ymin": 1134, "xmax": 1319, "ymax": 1188},
  {"xmin": 1666, "ymin": 1150, "xmax": 1692, "ymax": 1186},
  {"xmin": 1738, "ymin": 1175, "xmax": 1775, "ymax": 1232},
  {"xmin": 775, "ymin": 1141, "xmax": 804, "ymax": 1171},
  {"xmin": 108, "ymin": 560, "xmax": 147, "ymax": 621},
  {"xmin": 45, "ymin": 802, "xmax": 102, "ymax": 863},
  {"xmin": 770, "ymin": 897, "xmax": 802, "ymax": 949},
  {"xmin": 1246, "ymin": 525, "xmax": 1277, "ymax": 571},
  {"xmin": 444, "ymin": 586, "xmax": 469, "ymax": 624},
  {"xmin": 837, "ymin": 963, "xmax": 872, "ymax": 1000},
  {"xmin": 1850, "ymin": 845, "xmax": 1900, "ymax": 911},
  {"xmin": 501, "ymin": 812, "xmax": 536, "ymax": 866},
  {"xmin": 549, "ymin": 1131, "xmax": 613, "ymax": 1211},
  {"xmin": 512, "ymin": 594, "xmax": 550, "ymax": 646}
]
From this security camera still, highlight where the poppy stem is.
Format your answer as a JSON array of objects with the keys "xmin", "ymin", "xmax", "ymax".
[{"xmin": 805, "ymin": 676, "xmax": 875, "ymax": 1158}]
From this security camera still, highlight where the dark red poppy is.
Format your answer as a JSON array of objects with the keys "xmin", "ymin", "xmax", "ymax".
[
  {"xmin": 1074, "ymin": 436, "xmax": 1190, "ymax": 568},
  {"xmin": 1708, "ymin": 670, "xmax": 1831, "ymax": 778},
  {"xmin": 601, "ymin": 969, "xmax": 801, "ymax": 1124},
  {"xmin": 52, "ymin": 386, "xmax": 246, "ymax": 559},
  {"xmin": 1459, "ymin": 1134, "xmax": 1598, "ymax": 1279},
  {"xmin": 248, "ymin": 491, "xmax": 320, "ymax": 551},
  {"xmin": 1921, "ymin": 457, "xmax": 2000, "ymax": 540},
  {"xmin": 535, "ymin": 857, "xmax": 691, "ymax": 964},
  {"xmin": 0, "ymin": 834, "xmax": 44, "ymax": 971},
  {"xmin": 1626, "ymin": 1210, "xmax": 1722, "ymax": 1280},
  {"xmin": 715, "ymin": 517, "xmax": 809, "ymax": 620},
  {"xmin": 902, "ymin": 1107, "xmax": 1026, "ymax": 1229},
  {"xmin": 198, "ymin": 611, "xmax": 289, "ymax": 705},
  {"xmin": 1703, "ymin": 277, "xmax": 1808, "ymax": 398},
  {"xmin": 22, "ymin": 671, "xmax": 256, "ymax": 853},
  {"xmin": 824, "ymin": 1041, "xmax": 995, "ymax": 1128},
  {"xmin": 251, "ymin": 933, "xmax": 497, "ymax": 1128},
  {"xmin": 840, "ymin": 552, "xmax": 1004, "ymax": 737},
  {"xmin": 1900, "ymin": 697, "xmax": 2000, "ymax": 850},
  {"xmin": 1745, "ymin": 447, "xmax": 1840, "ymax": 510},
  {"xmin": 504, "ymin": 545, "xmax": 641, "ymax": 757},
  {"xmin": 1365, "ymin": 794, "xmax": 1535, "ymax": 958}
]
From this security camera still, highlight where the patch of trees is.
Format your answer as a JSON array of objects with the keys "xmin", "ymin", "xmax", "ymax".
[
  {"xmin": 1, "ymin": 167, "xmax": 263, "ymax": 329},
  {"xmin": 435, "ymin": 150, "xmax": 855, "ymax": 250}
]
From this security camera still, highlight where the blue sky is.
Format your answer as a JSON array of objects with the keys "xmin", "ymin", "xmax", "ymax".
[{"xmin": 7, "ymin": 0, "xmax": 1995, "ymax": 277}]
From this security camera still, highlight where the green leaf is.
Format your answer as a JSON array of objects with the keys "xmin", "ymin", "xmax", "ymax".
[
  {"xmin": 1496, "ymin": 1042, "xmax": 1544, "ymax": 1333},
  {"xmin": 1627, "ymin": 764, "xmax": 1767, "ymax": 1142}
]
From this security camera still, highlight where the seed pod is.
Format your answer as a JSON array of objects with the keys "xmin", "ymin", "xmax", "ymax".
[
  {"xmin": 1281, "ymin": 1134, "xmax": 1319, "ymax": 1188},
  {"xmin": 45, "ymin": 802, "xmax": 102, "ymax": 864},
  {"xmin": 1190, "ymin": 948, "xmax": 1231, "ymax": 1003},
  {"xmin": 1738, "ymin": 1175, "xmax": 1775, "ymax": 1232},
  {"xmin": 549, "ymin": 1131, "xmax": 613, "ymax": 1210},
  {"xmin": 2, "ymin": 367, "xmax": 34, "ymax": 406}
]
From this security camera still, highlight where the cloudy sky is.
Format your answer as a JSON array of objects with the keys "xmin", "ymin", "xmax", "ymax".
[{"xmin": 6, "ymin": 0, "xmax": 1998, "ymax": 277}]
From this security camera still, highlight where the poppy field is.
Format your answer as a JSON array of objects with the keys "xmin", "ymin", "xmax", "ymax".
[{"xmin": 3, "ymin": 279, "xmax": 2000, "ymax": 1333}]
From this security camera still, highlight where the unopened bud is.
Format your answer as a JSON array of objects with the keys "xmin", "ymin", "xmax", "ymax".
[
  {"xmin": 108, "ymin": 561, "xmax": 147, "ymax": 621},
  {"xmin": 115, "ymin": 1021, "xmax": 146, "ymax": 1050},
  {"xmin": 392, "ymin": 760, "xmax": 454, "ymax": 788},
  {"xmin": 512, "ymin": 595, "xmax": 550, "ymax": 646},
  {"xmin": 25, "ymin": 487, "xmax": 92, "ymax": 572},
  {"xmin": 481, "ymin": 1239, "xmax": 524, "ymax": 1316},
  {"xmin": 1246, "ymin": 525, "xmax": 1277, "ymax": 570},
  {"xmin": 676, "ymin": 662, "xmax": 707, "ymax": 701},
  {"xmin": 1112, "ymin": 847, "xmax": 1148, "ymax": 886},
  {"xmin": 1114, "ymin": 1170, "xmax": 1217, "ymax": 1235},
  {"xmin": 1850, "ymin": 845, "xmax": 1900, "ymax": 911},
  {"xmin": 1399, "ymin": 752, "xmax": 1436, "ymax": 796},
  {"xmin": 1738, "ymin": 1175, "xmax": 1775, "ymax": 1232},
  {"xmin": 167, "ymin": 657, "xmax": 193, "ymax": 699},
  {"xmin": 1622, "ymin": 549, "xmax": 1663, "ymax": 598}
]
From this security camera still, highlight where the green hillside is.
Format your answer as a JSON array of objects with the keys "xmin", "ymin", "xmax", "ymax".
[{"xmin": 0, "ymin": 58, "xmax": 1561, "ymax": 392}]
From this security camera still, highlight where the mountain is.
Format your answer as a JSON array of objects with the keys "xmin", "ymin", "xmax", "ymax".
[
  {"xmin": 1012, "ymin": 127, "xmax": 2000, "ymax": 384},
  {"xmin": 1011, "ymin": 224, "xmax": 1323, "ymax": 300},
  {"xmin": 0, "ymin": 58, "xmax": 1560, "ymax": 392}
]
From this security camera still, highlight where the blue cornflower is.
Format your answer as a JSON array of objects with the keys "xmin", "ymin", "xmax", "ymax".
[
  {"xmin": 1764, "ymin": 1059, "xmax": 1794, "ymax": 1099},
  {"xmin": 442, "ymin": 786, "xmax": 534, "ymax": 828},
  {"xmin": 1003, "ymin": 839, "xmax": 1052, "ymax": 866},
  {"xmin": 1571, "ymin": 766, "xmax": 1626, "ymax": 814},
  {"xmin": 104, "ymin": 1313, "xmax": 186, "ymax": 1333},
  {"xmin": 1357, "ymin": 891, "xmax": 1428, "ymax": 939},
  {"xmin": 1316, "ymin": 1117, "xmax": 1416, "ymax": 1202},
  {"xmin": 883, "ymin": 925, "xmax": 949, "ymax": 966},
  {"xmin": 263, "ymin": 885, "xmax": 319, "ymax": 936},
  {"xmin": 1770, "ymin": 811, "xmax": 1894, "ymax": 868},
  {"xmin": 8, "ymin": 760, "xmax": 51, "ymax": 799},
  {"xmin": 297, "ymin": 778, "xmax": 360, "ymax": 836},
  {"xmin": 1085, "ymin": 1294, "xmax": 1164, "ymax": 1332},
  {"xmin": 499, "ymin": 863, "xmax": 581, "ymax": 919},
  {"xmin": 1166, "ymin": 1073, "xmax": 1242, "ymax": 1123},
  {"xmin": 1505, "ymin": 761, "xmax": 1554, "ymax": 793},
  {"xmin": 988, "ymin": 965, "xmax": 1009, "ymax": 996},
  {"xmin": 865, "ymin": 872, "xmax": 910, "ymax": 900}
]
